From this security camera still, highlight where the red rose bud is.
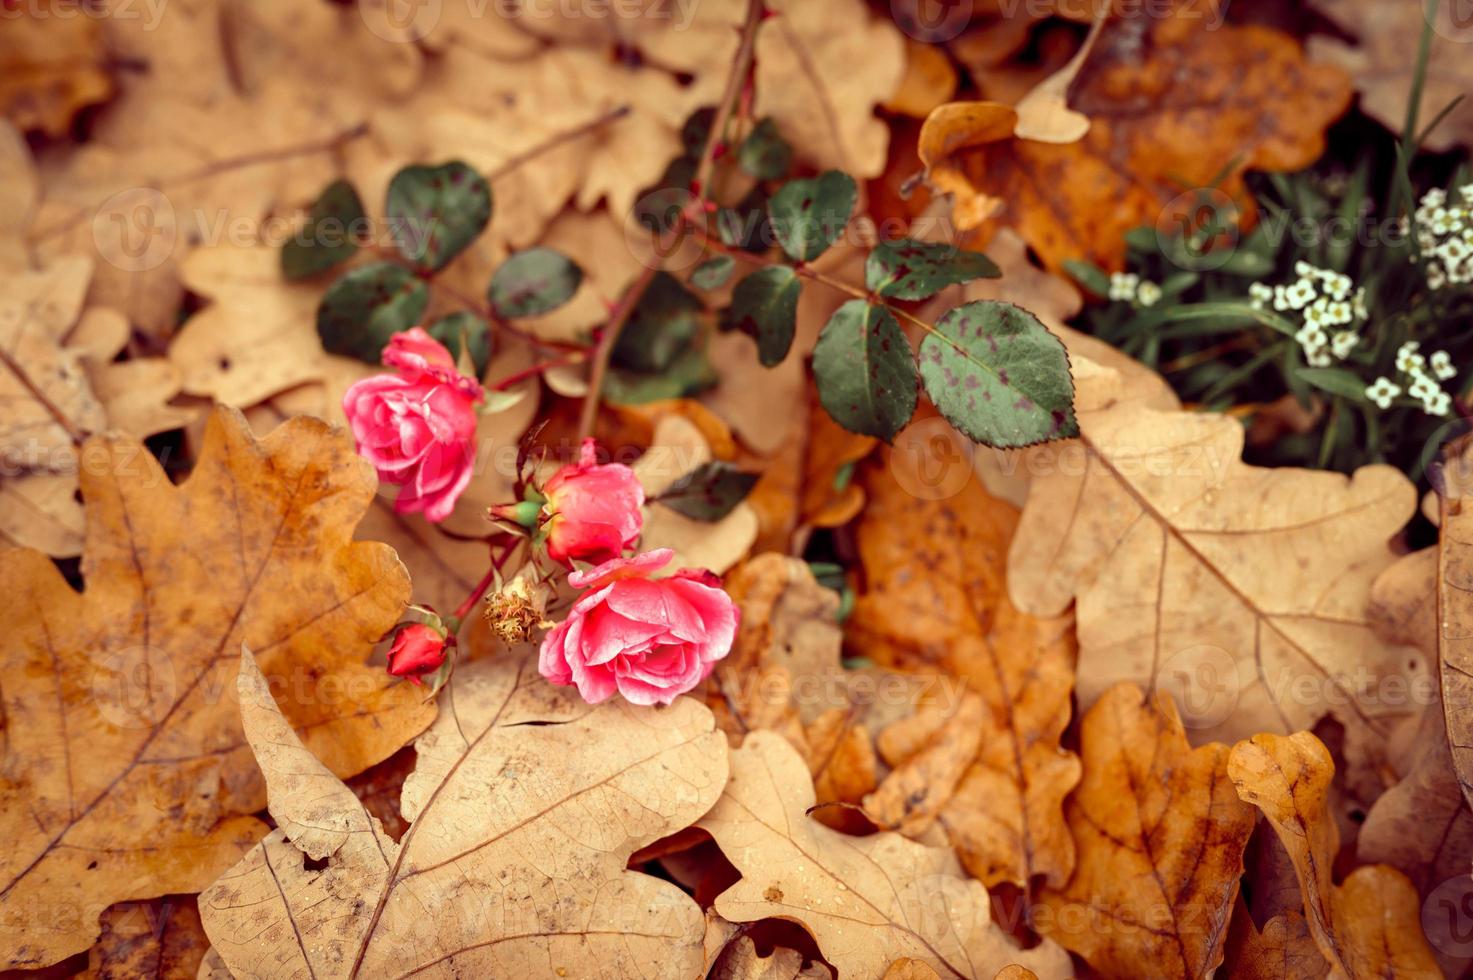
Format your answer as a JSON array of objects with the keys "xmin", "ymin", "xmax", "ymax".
[{"xmin": 386, "ymin": 623, "xmax": 448, "ymax": 685}]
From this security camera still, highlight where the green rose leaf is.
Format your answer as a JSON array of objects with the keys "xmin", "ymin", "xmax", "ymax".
[
  {"xmin": 812, "ymin": 299, "xmax": 917, "ymax": 442},
  {"xmin": 864, "ymin": 239, "xmax": 1000, "ymax": 300},
  {"xmin": 613, "ymin": 272, "xmax": 704, "ymax": 374},
  {"xmin": 918, "ymin": 300, "xmax": 1076, "ymax": 448},
  {"xmin": 281, "ymin": 179, "xmax": 365, "ymax": 280},
  {"xmin": 767, "ymin": 170, "xmax": 857, "ymax": 262},
  {"xmin": 605, "ymin": 347, "xmax": 718, "ymax": 404},
  {"xmin": 720, "ymin": 266, "xmax": 800, "ymax": 367},
  {"xmin": 426, "ymin": 311, "xmax": 493, "ymax": 378},
  {"xmin": 655, "ymin": 461, "xmax": 759, "ymax": 521},
  {"xmin": 738, "ymin": 118, "xmax": 793, "ymax": 180},
  {"xmin": 690, "ymin": 255, "xmax": 735, "ymax": 290},
  {"xmin": 316, "ymin": 262, "xmax": 430, "ymax": 363},
  {"xmin": 385, "ymin": 161, "xmax": 492, "ymax": 272},
  {"xmin": 488, "ymin": 247, "xmax": 584, "ymax": 319}
]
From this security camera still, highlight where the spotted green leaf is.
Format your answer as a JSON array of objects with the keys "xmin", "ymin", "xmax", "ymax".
[
  {"xmin": 767, "ymin": 171, "xmax": 857, "ymax": 262},
  {"xmin": 864, "ymin": 239, "xmax": 999, "ymax": 300},
  {"xmin": 316, "ymin": 262, "xmax": 430, "ymax": 363},
  {"xmin": 427, "ymin": 311, "xmax": 492, "ymax": 378},
  {"xmin": 385, "ymin": 161, "xmax": 491, "ymax": 272},
  {"xmin": 614, "ymin": 272, "xmax": 703, "ymax": 374},
  {"xmin": 738, "ymin": 118, "xmax": 792, "ymax": 180},
  {"xmin": 488, "ymin": 247, "xmax": 583, "ymax": 318},
  {"xmin": 812, "ymin": 299, "xmax": 917, "ymax": 442},
  {"xmin": 918, "ymin": 301, "xmax": 1076, "ymax": 447},
  {"xmin": 281, "ymin": 179, "xmax": 365, "ymax": 280},
  {"xmin": 720, "ymin": 266, "xmax": 800, "ymax": 367},
  {"xmin": 655, "ymin": 462, "xmax": 759, "ymax": 521},
  {"xmin": 690, "ymin": 255, "xmax": 735, "ymax": 290}
]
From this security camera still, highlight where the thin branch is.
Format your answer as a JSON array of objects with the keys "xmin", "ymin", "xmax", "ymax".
[
  {"xmin": 0, "ymin": 345, "xmax": 88, "ymax": 446},
  {"xmin": 486, "ymin": 105, "xmax": 632, "ymax": 183},
  {"xmin": 575, "ymin": 0, "xmax": 767, "ymax": 441}
]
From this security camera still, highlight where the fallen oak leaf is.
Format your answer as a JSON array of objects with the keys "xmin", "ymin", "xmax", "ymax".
[
  {"xmin": 711, "ymin": 935, "xmax": 834, "ymax": 979},
  {"xmin": 697, "ymin": 731, "xmax": 1073, "ymax": 979},
  {"xmin": 82, "ymin": 897, "xmax": 209, "ymax": 980},
  {"xmin": 1439, "ymin": 437, "xmax": 1473, "ymax": 811},
  {"xmin": 847, "ymin": 441, "xmax": 1080, "ymax": 891},
  {"xmin": 200, "ymin": 650, "xmax": 728, "ymax": 979},
  {"xmin": 0, "ymin": 406, "xmax": 435, "ymax": 968},
  {"xmin": 1227, "ymin": 732, "xmax": 1442, "ymax": 979},
  {"xmin": 1225, "ymin": 908, "xmax": 1327, "ymax": 980},
  {"xmin": 1037, "ymin": 683, "xmax": 1255, "ymax": 979},
  {"xmin": 919, "ymin": 0, "xmax": 1351, "ymax": 270}
]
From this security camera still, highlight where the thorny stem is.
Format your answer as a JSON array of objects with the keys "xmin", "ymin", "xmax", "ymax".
[
  {"xmin": 490, "ymin": 350, "xmax": 587, "ymax": 391},
  {"xmin": 575, "ymin": 0, "xmax": 767, "ymax": 441},
  {"xmin": 0, "ymin": 345, "xmax": 88, "ymax": 445}
]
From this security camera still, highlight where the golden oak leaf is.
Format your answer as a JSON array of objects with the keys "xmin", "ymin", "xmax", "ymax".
[
  {"xmin": 1038, "ymin": 683, "xmax": 1255, "ymax": 979},
  {"xmin": 697, "ymin": 732, "xmax": 1073, "ymax": 979},
  {"xmin": 847, "ymin": 443, "xmax": 1080, "ymax": 891},
  {"xmin": 711, "ymin": 936, "xmax": 834, "ymax": 980},
  {"xmin": 1226, "ymin": 908, "xmax": 1328, "ymax": 980},
  {"xmin": 1440, "ymin": 438, "xmax": 1473, "ymax": 811},
  {"xmin": 0, "ymin": 406, "xmax": 434, "ymax": 968},
  {"xmin": 1309, "ymin": 0, "xmax": 1473, "ymax": 152},
  {"xmin": 883, "ymin": 958, "xmax": 943, "ymax": 980},
  {"xmin": 1006, "ymin": 368, "xmax": 1423, "ymax": 748},
  {"xmin": 918, "ymin": 0, "xmax": 1351, "ymax": 269},
  {"xmin": 0, "ymin": 4, "xmax": 113, "ymax": 137},
  {"xmin": 82, "ymin": 897, "xmax": 209, "ymax": 980},
  {"xmin": 1227, "ymin": 732, "xmax": 1442, "ymax": 980},
  {"xmin": 864, "ymin": 691, "xmax": 987, "ymax": 839},
  {"xmin": 200, "ymin": 651, "xmax": 728, "ymax": 978}
]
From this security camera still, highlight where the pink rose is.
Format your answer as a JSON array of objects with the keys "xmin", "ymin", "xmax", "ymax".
[
  {"xmin": 342, "ymin": 328, "xmax": 483, "ymax": 522},
  {"xmin": 539, "ymin": 549, "xmax": 738, "ymax": 706},
  {"xmin": 540, "ymin": 438, "xmax": 644, "ymax": 565},
  {"xmin": 386, "ymin": 622, "xmax": 448, "ymax": 685}
]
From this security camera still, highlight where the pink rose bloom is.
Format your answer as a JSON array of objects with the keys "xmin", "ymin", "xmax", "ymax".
[
  {"xmin": 342, "ymin": 328, "xmax": 483, "ymax": 522},
  {"xmin": 539, "ymin": 549, "xmax": 738, "ymax": 706},
  {"xmin": 540, "ymin": 438, "xmax": 644, "ymax": 565}
]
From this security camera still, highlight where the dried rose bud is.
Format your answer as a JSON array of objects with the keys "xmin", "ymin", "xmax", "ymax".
[{"xmin": 484, "ymin": 573, "xmax": 553, "ymax": 646}]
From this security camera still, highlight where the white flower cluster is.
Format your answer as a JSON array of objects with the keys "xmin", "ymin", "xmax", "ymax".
[
  {"xmin": 1247, "ymin": 261, "xmax": 1368, "ymax": 367},
  {"xmin": 1108, "ymin": 271, "xmax": 1162, "ymax": 307},
  {"xmin": 1365, "ymin": 341, "xmax": 1457, "ymax": 414},
  {"xmin": 1414, "ymin": 185, "xmax": 1473, "ymax": 289}
]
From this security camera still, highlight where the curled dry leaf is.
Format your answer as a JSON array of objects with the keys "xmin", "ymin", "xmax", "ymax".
[
  {"xmin": 847, "ymin": 441, "xmax": 1080, "ymax": 891},
  {"xmin": 1037, "ymin": 683, "xmax": 1256, "ymax": 980},
  {"xmin": 0, "ymin": 406, "xmax": 435, "ymax": 968},
  {"xmin": 711, "ymin": 935, "xmax": 833, "ymax": 980},
  {"xmin": 1006, "ymin": 338, "xmax": 1423, "ymax": 749},
  {"xmin": 1439, "ymin": 438, "xmax": 1473, "ymax": 810},
  {"xmin": 697, "ymin": 732, "xmax": 1072, "ymax": 980},
  {"xmin": 1227, "ymin": 733, "xmax": 1442, "ymax": 980},
  {"xmin": 201, "ymin": 651, "xmax": 728, "ymax": 979},
  {"xmin": 883, "ymin": 958, "xmax": 943, "ymax": 980},
  {"xmin": 919, "ymin": 0, "xmax": 1351, "ymax": 269}
]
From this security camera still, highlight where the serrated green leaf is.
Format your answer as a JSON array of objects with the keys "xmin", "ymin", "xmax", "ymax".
[
  {"xmin": 812, "ymin": 299, "xmax": 917, "ymax": 441},
  {"xmin": 690, "ymin": 255, "xmax": 735, "ymax": 290},
  {"xmin": 613, "ymin": 272, "xmax": 703, "ymax": 373},
  {"xmin": 738, "ymin": 118, "xmax": 792, "ymax": 180},
  {"xmin": 864, "ymin": 239, "xmax": 999, "ymax": 300},
  {"xmin": 385, "ymin": 161, "xmax": 491, "ymax": 271},
  {"xmin": 604, "ymin": 346, "xmax": 718, "ymax": 404},
  {"xmin": 918, "ymin": 300, "xmax": 1076, "ymax": 448},
  {"xmin": 1295, "ymin": 367, "xmax": 1369, "ymax": 402},
  {"xmin": 426, "ymin": 311, "xmax": 492, "ymax": 378},
  {"xmin": 720, "ymin": 266, "xmax": 800, "ymax": 367},
  {"xmin": 655, "ymin": 461, "xmax": 758, "ymax": 521},
  {"xmin": 281, "ymin": 179, "xmax": 365, "ymax": 280},
  {"xmin": 316, "ymin": 262, "xmax": 430, "ymax": 363},
  {"xmin": 767, "ymin": 171, "xmax": 857, "ymax": 262},
  {"xmin": 488, "ymin": 247, "xmax": 584, "ymax": 319}
]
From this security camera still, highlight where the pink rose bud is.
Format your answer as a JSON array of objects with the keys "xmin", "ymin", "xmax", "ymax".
[
  {"xmin": 386, "ymin": 623, "xmax": 448, "ymax": 685},
  {"xmin": 342, "ymin": 328, "xmax": 484, "ymax": 523},
  {"xmin": 540, "ymin": 438, "xmax": 645, "ymax": 565},
  {"xmin": 538, "ymin": 549, "xmax": 738, "ymax": 706}
]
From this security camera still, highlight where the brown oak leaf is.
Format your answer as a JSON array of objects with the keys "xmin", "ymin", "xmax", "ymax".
[
  {"xmin": 918, "ymin": 0, "xmax": 1351, "ymax": 270},
  {"xmin": 1037, "ymin": 683, "xmax": 1255, "ymax": 979},
  {"xmin": 697, "ymin": 731, "xmax": 1072, "ymax": 979},
  {"xmin": 0, "ymin": 406, "xmax": 434, "ymax": 968},
  {"xmin": 81, "ymin": 897, "xmax": 209, "ymax": 980},
  {"xmin": 1227, "ymin": 732, "xmax": 1442, "ymax": 979},
  {"xmin": 200, "ymin": 651, "xmax": 728, "ymax": 978}
]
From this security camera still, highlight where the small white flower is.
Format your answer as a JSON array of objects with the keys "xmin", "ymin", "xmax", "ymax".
[
  {"xmin": 1295, "ymin": 324, "xmax": 1329, "ymax": 350},
  {"xmin": 1330, "ymin": 331, "xmax": 1359, "ymax": 359},
  {"xmin": 1272, "ymin": 285, "xmax": 1292, "ymax": 311},
  {"xmin": 1108, "ymin": 271, "xmax": 1139, "ymax": 302},
  {"xmin": 1408, "ymin": 372, "xmax": 1439, "ymax": 401},
  {"xmin": 1352, "ymin": 287, "xmax": 1368, "ymax": 320},
  {"xmin": 1428, "ymin": 390, "xmax": 1453, "ymax": 417},
  {"xmin": 1458, "ymin": 183, "xmax": 1473, "ymax": 203},
  {"xmin": 1248, "ymin": 282, "xmax": 1272, "ymax": 310},
  {"xmin": 1137, "ymin": 281, "xmax": 1162, "ymax": 307},
  {"xmin": 1425, "ymin": 188, "xmax": 1447, "ymax": 208},
  {"xmin": 1325, "ymin": 273, "xmax": 1352, "ymax": 301},
  {"xmin": 1306, "ymin": 347, "xmax": 1333, "ymax": 367},
  {"xmin": 1285, "ymin": 279, "xmax": 1316, "ymax": 310},
  {"xmin": 1396, "ymin": 341, "xmax": 1426, "ymax": 373},
  {"xmin": 1432, "ymin": 350, "xmax": 1457, "ymax": 380},
  {"xmin": 1294, "ymin": 260, "xmax": 1313, "ymax": 278},
  {"xmin": 1366, "ymin": 376, "xmax": 1401, "ymax": 409}
]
